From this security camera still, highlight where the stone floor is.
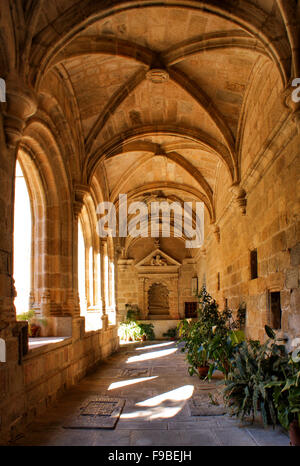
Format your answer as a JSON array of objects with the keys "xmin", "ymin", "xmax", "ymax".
[{"xmin": 10, "ymin": 341, "xmax": 289, "ymax": 446}]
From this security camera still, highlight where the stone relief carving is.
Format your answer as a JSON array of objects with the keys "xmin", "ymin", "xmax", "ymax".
[{"xmin": 150, "ymin": 254, "xmax": 168, "ymax": 266}]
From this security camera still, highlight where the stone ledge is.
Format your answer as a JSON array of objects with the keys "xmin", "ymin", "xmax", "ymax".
[{"xmin": 24, "ymin": 337, "xmax": 72, "ymax": 360}]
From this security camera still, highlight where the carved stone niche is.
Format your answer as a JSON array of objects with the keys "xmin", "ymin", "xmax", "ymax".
[{"xmin": 135, "ymin": 248, "xmax": 181, "ymax": 320}]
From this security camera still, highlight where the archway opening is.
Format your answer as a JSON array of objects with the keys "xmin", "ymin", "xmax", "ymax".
[
  {"xmin": 13, "ymin": 160, "xmax": 32, "ymax": 315},
  {"xmin": 78, "ymin": 219, "xmax": 87, "ymax": 316}
]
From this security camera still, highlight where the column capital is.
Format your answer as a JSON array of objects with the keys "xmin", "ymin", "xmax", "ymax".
[
  {"xmin": 230, "ymin": 183, "xmax": 247, "ymax": 215},
  {"xmin": 73, "ymin": 184, "xmax": 90, "ymax": 219},
  {"xmin": 3, "ymin": 75, "xmax": 38, "ymax": 148},
  {"xmin": 211, "ymin": 223, "xmax": 220, "ymax": 243},
  {"xmin": 282, "ymin": 80, "xmax": 300, "ymax": 133}
]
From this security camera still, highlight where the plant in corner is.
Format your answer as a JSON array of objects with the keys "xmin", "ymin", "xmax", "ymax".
[
  {"xmin": 264, "ymin": 337, "xmax": 300, "ymax": 445},
  {"xmin": 125, "ymin": 303, "xmax": 140, "ymax": 321},
  {"xmin": 138, "ymin": 323, "xmax": 155, "ymax": 341},
  {"xmin": 223, "ymin": 325, "xmax": 290, "ymax": 428},
  {"xmin": 163, "ymin": 327, "xmax": 178, "ymax": 340},
  {"xmin": 17, "ymin": 310, "xmax": 47, "ymax": 337}
]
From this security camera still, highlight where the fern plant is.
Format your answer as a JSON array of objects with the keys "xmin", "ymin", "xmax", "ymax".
[
  {"xmin": 265, "ymin": 350, "xmax": 300, "ymax": 430},
  {"xmin": 223, "ymin": 326, "xmax": 289, "ymax": 427}
]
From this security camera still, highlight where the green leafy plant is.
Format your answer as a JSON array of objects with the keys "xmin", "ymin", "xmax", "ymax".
[
  {"xmin": 125, "ymin": 304, "xmax": 140, "ymax": 321},
  {"xmin": 265, "ymin": 349, "xmax": 300, "ymax": 430},
  {"xmin": 178, "ymin": 287, "xmax": 239, "ymax": 377},
  {"xmin": 118, "ymin": 321, "xmax": 155, "ymax": 342},
  {"xmin": 177, "ymin": 318, "xmax": 209, "ymax": 375},
  {"xmin": 223, "ymin": 325, "xmax": 289, "ymax": 427},
  {"xmin": 17, "ymin": 310, "xmax": 36, "ymax": 322},
  {"xmin": 206, "ymin": 329, "xmax": 245, "ymax": 380},
  {"xmin": 138, "ymin": 323, "xmax": 155, "ymax": 341},
  {"xmin": 163, "ymin": 327, "xmax": 178, "ymax": 339},
  {"xmin": 17, "ymin": 310, "xmax": 47, "ymax": 336},
  {"xmin": 118, "ymin": 320, "xmax": 141, "ymax": 341}
]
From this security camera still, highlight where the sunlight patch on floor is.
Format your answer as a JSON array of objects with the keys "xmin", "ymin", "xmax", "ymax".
[
  {"xmin": 136, "ymin": 385, "xmax": 194, "ymax": 407},
  {"xmin": 120, "ymin": 406, "xmax": 182, "ymax": 420},
  {"xmin": 108, "ymin": 376, "xmax": 158, "ymax": 390},
  {"xmin": 126, "ymin": 347, "xmax": 177, "ymax": 363},
  {"xmin": 135, "ymin": 341, "xmax": 174, "ymax": 351}
]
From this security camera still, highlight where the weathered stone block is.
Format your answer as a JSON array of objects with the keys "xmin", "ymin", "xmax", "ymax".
[
  {"xmin": 290, "ymin": 243, "xmax": 300, "ymax": 267},
  {"xmin": 285, "ymin": 268, "xmax": 299, "ymax": 289}
]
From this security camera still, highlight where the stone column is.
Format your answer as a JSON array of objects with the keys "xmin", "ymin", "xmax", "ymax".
[
  {"xmin": 0, "ymin": 78, "xmax": 37, "ymax": 333},
  {"xmin": 0, "ymin": 77, "xmax": 37, "ymax": 423},
  {"xmin": 100, "ymin": 240, "xmax": 108, "ymax": 330},
  {"xmin": 137, "ymin": 277, "xmax": 145, "ymax": 319},
  {"xmin": 71, "ymin": 184, "xmax": 89, "ymax": 339}
]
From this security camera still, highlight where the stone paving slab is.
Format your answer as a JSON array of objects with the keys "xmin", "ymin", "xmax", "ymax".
[{"xmin": 10, "ymin": 341, "xmax": 290, "ymax": 446}]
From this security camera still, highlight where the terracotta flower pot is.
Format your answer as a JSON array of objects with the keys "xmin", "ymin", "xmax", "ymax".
[
  {"xmin": 289, "ymin": 420, "xmax": 300, "ymax": 446},
  {"xmin": 30, "ymin": 324, "xmax": 41, "ymax": 337},
  {"xmin": 197, "ymin": 366, "xmax": 209, "ymax": 378}
]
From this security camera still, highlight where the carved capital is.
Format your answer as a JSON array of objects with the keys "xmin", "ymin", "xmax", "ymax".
[
  {"xmin": 3, "ymin": 75, "xmax": 37, "ymax": 148},
  {"xmin": 230, "ymin": 183, "xmax": 247, "ymax": 215},
  {"xmin": 282, "ymin": 81, "xmax": 300, "ymax": 133},
  {"xmin": 73, "ymin": 200, "xmax": 84, "ymax": 219},
  {"xmin": 211, "ymin": 224, "xmax": 220, "ymax": 243},
  {"xmin": 73, "ymin": 183, "xmax": 89, "ymax": 219}
]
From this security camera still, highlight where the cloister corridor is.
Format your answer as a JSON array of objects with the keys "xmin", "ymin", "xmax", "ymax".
[
  {"xmin": 8, "ymin": 340, "xmax": 289, "ymax": 447},
  {"xmin": 1, "ymin": 0, "xmax": 299, "ymax": 449}
]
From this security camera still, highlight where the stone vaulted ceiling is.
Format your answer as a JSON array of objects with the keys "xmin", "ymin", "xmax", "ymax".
[{"xmin": 3, "ymin": 0, "xmax": 295, "ymax": 247}]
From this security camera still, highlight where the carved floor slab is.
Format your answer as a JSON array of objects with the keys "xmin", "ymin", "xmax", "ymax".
[
  {"xmin": 189, "ymin": 393, "xmax": 227, "ymax": 416},
  {"xmin": 121, "ymin": 368, "xmax": 151, "ymax": 377},
  {"xmin": 63, "ymin": 396, "xmax": 125, "ymax": 429}
]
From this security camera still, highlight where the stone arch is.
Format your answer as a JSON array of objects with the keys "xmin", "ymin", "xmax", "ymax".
[
  {"xmin": 77, "ymin": 190, "xmax": 104, "ymax": 331},
  {"xmin": 16, "ymin": 118, "xmax": 74, "ymax": 335},
  {"xmin": 16, "ymin": 148, "xmax": 46, "ymax": 315}
]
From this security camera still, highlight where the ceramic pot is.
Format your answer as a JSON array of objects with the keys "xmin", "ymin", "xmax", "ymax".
[
  {"xmin": 197, "ymin": 366, "xmax": 209, "ymax": 378},
  {"xmin": 30, "ymin": 324, "xmax": 41, "ymax": 337},
  {"xmin": 289, "ymin": 420, "xmax": 300, "ymax": 446}
]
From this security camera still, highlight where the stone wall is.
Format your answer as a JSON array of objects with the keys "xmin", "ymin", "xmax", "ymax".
[
  {"xmin": 117, "ymin": 254, "xmax": 198, "ymax": 321},
  {"xmin": 0, "ymin": 324, "xmax": 118, "ymax": 444},
  {"xmin": 203, "ymin": 120, "xmax": 300, "ymax": 345}
]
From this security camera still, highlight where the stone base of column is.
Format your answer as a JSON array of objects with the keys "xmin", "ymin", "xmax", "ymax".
[
  {"xmin": 101, "ymin": 314, "xmax": 109, "ymax": 331},
  {"xmin": 72, "ymin": 317, "xmax": 85, "ymax": 340},
  {"xmin": 44, "ymin": 316, "xmax": 73, "ymax": 337}
]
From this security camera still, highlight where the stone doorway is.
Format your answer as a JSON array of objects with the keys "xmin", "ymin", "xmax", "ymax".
[{"xmin": 148, "ymin": 283, "xmax": 169, "ymax": 319}]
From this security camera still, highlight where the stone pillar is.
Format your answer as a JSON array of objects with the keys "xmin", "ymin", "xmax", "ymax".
[
  {"xmin": 138, "ymin": 277, "xmax": 146, "ymax": 319},
  {"xmin": 100, "ymin": 240, "xmax": 108, "ymax": 330},
  {"xmin": 0, "ymin": 77, "xmax": 37, "ymax": 332},
  {"xmin": 71, "ymin": 184, "xmax": 89, "ymax": 338},
  {"xmin": 0, "ymin": 78, "xmax": 37, "ymax": 439}
]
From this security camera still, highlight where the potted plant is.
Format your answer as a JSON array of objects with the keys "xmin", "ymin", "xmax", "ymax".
[
  {"xmin": 178, "ymin": 286, "xmax": 238, "ymax": 379},
  {"xmin": 195, "ymin": 345, "xmax": 210, "ymax": 378},
  {"xmin": 177, "ymin": 319, "xmax": 210, "ymax": 378},
  {"xmin": 223, "ymin": 326, "xmax": 290, "ymax": 427},
  {"xmin": 118, "ymin": 320, "xmax": 155, "ymax": 342},
  {"xmin": 138, "ymin": 323, "xmax": 155, "ymax": 341},
  {"xmin": 125, "ymin": 304, "xmax": 140, "ymax": 321},
  {"xmin": 17, "ymin": 310, "xmax": 46, "ymax": 337},
  {"xmin": 163, "ymin": 327, "xmax": 178, "ymax": 340},
  {"xmin": 206, "ymin": 328, "xmax": 245, "ymax": 380},
  {"xmin": 264, "ymin": 339, "xmax": 300, "ymax": 445}
]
